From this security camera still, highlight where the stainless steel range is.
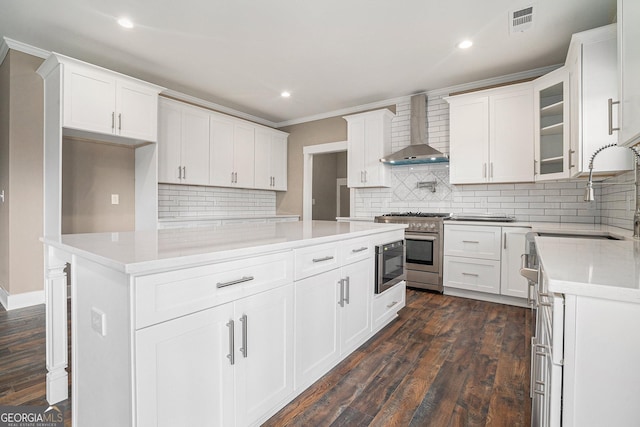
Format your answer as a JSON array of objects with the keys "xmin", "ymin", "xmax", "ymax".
[{"xmin": 374, "ymin": 212, "xmax": 450, "ymax": 293}]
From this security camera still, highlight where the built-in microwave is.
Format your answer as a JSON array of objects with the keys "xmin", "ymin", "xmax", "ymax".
[{"xmin": 375, "ymin": 240, "xmax": 406, "ymax": 294}]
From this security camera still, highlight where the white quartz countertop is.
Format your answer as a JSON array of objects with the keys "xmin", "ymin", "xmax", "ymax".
[
  {"xmin": 43, "ymin": 220, "xmax": 405, "ymax": 275},
  {"xmin": 537, "ymin": 236, "xmax": 640, "ymax": 303},
  {"xmin": 446, "ymin": 220, "xmax": 634, "ymax": 239}
]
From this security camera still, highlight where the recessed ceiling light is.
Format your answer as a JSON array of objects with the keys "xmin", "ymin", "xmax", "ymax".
[
  {"xmin": 457, "ymin": 40, "xmax": 473, "ymax": 49},
  {"xmin": 117, "ymin": 17, "xmax": 134, "ymax": 29},
  {"xmin": 281, "ymin": 91, "xmax": 291, "ymax": 98}
]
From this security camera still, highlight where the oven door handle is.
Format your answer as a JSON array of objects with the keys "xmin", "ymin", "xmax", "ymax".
[{"xmin": 405, "ymin": 234, "xmax": 437, "ymax": 241}]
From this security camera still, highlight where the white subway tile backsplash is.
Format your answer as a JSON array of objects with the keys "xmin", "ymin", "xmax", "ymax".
[{"xmin": 158, "ymin": 183, "xmax": 276, "ymax": 219}]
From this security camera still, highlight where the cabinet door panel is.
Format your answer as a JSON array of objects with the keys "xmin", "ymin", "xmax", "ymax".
[
  {"xmin": 500, "ymin": 227, "xmax": 530, "ymax": 298},
  {"xmin": 63, "ymin": 66, "xmax": 115, "ymax": 135},
  {"xmin": 157, "ymin": 99, "xmax": 182, "ymax": 183},
  {"xmin": 449, "ymin": 97, "xmax": 489, "ymax": 184},
  {"xmin": 254, "ymin": 130, "xmax": 272, "ymax": 189},
  {"xmin": 271, "ymin": 134, "xmax": 288, "ymax": 191},
  {"xmin": 180, "ymin": 106, "xmax": 210, "ymax": 185},
  {"xmin": 490, "ymin": 89, "xmax": 534, "ymax": 182},
  {"xmin": 135, "ymin": 303, "xmax": 235, "ymax": 427},
  {"xmin": 210, "ymin": 116, "xmax": 235, "ymax": 186},
  {"xmin": 363, "ymin": 116, "xmax": 383, "ymax": 186},
  {"xmin": 347, "ymin": 117, "xmax": 365, "ymax": 187},
  {"xmin": 233, "ymin": 124, "xmax": 255, "ymax": 188},
  {"xmin": 340, "ymin": 258, "xmax": 372, "ymax": 353},
  {"xmin": 235, "ymin": 284, "xmax": 294, "ymax": 427},
  {"xmin": 295, "ymin": 269, "xmax": 341, "ymax": 388},
  {"xmin": 619, "ymin": 0, "xmax": 640, "ymax": 147},
  {"xmin": 116, "ymin": 81, "xmax": 158, "ymax": 141}
]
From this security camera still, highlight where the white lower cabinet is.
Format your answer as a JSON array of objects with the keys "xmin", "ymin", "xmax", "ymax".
[
  {"xmin": 135, "ymin": 283, "xmax": 294, "ymax": 427},
  {"xmin": 444, "ymin": 224, "xmax": 531, "ymax": 305},
  {"xmin": 294, "ymin": 257, "xmax": 372, "ymax": 389}
]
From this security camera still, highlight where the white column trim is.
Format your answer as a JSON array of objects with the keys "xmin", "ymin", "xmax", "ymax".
[{"xmin": 45, "ymin": 250, "xmax": 68, "ymax": 404}]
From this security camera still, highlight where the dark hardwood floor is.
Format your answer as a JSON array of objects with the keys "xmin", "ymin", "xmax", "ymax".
[
  {"xmin": 0, "ymin": 289, "xmax": 531, "ymax": 427},
  {"xmin": 264, "ymin": 289, "xmax": 532, "ymax": 427}
]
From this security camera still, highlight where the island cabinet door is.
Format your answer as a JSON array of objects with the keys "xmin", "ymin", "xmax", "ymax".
[
  {"xmin": 339, "ymin": 258, "xmax": 372, "ymax": 355},
  {"xmin": 294, "ymin": 269, "xmax": 342, "ymax": 389},
  {"xmin": 234, "ymin": 284, "xmax": 294, "ymax": 427},
  {"xmin": 135, "ymin": 302, "xmax": 235, "ymax": 427}
]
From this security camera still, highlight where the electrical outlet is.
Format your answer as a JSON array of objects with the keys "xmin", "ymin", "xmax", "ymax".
[
  {"xmin": 91, "ymin": 308, "xmax": 107, "ymax": 337},
  {"xmin": 111, "ymin": 194, "xmax": 119, "ymax": 205}
]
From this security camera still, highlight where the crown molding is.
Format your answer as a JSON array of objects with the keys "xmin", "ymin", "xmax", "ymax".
[
  {"xmin": 1, "ymin": 37, "xmax": 50, "ymax": 64},
  {"xmin": 275, "ymin": 95, "xmax": 411, "ymax": 128},
  {"xmin": 426, "ymin": 64, "xmax": 562, "ymax": 97},
  {"xmin": 161, "ymin": 89, "xmax": 278, "ymax": 128},
  {"xmin": 274, "ymin": 64, "xmax": 562, "ymax": 128}
]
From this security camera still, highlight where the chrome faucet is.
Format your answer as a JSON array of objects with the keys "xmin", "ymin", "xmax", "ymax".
[{"xmin": 584, "ymin": 143, "xmax": 640, "ymax": 239}]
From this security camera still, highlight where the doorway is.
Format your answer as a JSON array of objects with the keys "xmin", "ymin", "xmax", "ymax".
[
  {"xmin": 302, "ymin": 141, "xmax": 352, "ymax": 221},
  {"xmin": 311, "ymin": 152, "xmax": 348, "ymax": 220}
]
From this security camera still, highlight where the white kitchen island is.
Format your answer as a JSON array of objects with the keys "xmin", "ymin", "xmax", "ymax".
[
  {"xmin": 534, "ymin": 236, "xmax": 640, "ymax": 426},
  {"xmin": 42, "ymin": 220, "xmax": 406, "ymax": 427}
]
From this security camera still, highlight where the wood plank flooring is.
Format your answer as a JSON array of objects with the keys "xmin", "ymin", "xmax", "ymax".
[
  {"xmin": 264, "ymin": 289, "xmax": 532, "ymax": 426},
  {"xmin": 0, "ymin": 289, "xmax": 530, "ymax": 427}
]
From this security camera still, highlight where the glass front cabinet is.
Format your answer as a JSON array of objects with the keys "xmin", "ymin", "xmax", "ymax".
[{"xmin": 534, "ymin": 67, "xmax": 571, "ymax": 181}]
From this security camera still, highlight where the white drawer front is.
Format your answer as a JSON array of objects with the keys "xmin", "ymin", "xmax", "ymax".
[
  {"xmin": 443, "ymin": 256, "xmax": 500, "ymax": 294},
  {"xmin": 444, "ymin": 224, "xmax": 502, "ymax": 260},
  {"xmin": 372, "ymin": 282, "xmax": 406, "ymax": 329},
  {"xmin": 339, "ymin": 237, "xmax": 372, "ymax": 266},
  {"xmin": 135, "ymin": 252, "xmax": 293, "ymax": 328},
  {"xmin": 294, "ymin": 242, "xmax": 340, "ymax": 280}
]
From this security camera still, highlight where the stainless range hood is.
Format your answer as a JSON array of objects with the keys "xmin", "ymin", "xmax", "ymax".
[{"xmin": 380, "ymin": 94, "xmax": 449, "ymax": 165}]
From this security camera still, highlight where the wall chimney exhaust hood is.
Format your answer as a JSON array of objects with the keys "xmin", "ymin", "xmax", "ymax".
[{"xmin": 380, "ymin": 94, "xmax": 449, "ymax": 165}]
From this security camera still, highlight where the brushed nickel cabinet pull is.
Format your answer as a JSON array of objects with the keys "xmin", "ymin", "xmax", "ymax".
[
  {"xmin": 216, "ymin": 276, "xmax": 255, "ymax": 288},
  {"xmin": 386, "ymin": 301, "xmax": 398, "ymax": 309},
  {"xmin": 239, "ymin": 314, "xmax": 248, "ymax": 358},
  {"xmin": 226, "ymin": 320, "xmax": 235, "ymax": 365},
  {"xmin": 118, "ymin": 113, "xmax": 122, "ymax": 131},
  {"xmin": 344, "ymin": 276, "xmax": 350, "ymax": 305},
  {"xmin": 338, "ymin": 278, "xmax": 345, "ymax": 307},
  {"xmin": 111, "ymin": 112, "xmax": 115, "ymax": 130},
  {"xmin": 462, "ymin": 272, "xmax": 479, "ymax": 277},
  {"xmin": 182, "ymin": 166, "xmax": 186, "ymax": 180},
  {"xmin": 312, "ymin": 256, "xmax": 334, "ymax": 263},
  {"xmin": 462, "ymin": 240, "xmax": 480, "ymax": 244},
  {"xmin": 351, "ymin": 247, "xmax": 368, "ymax": 253},
  {"xmin": 568, "ymin": 149, "xmax": 575, "ymax": 169},
  {"xmin": 608, "ymin": 98, "xmax": 620, "ymax": 135}
]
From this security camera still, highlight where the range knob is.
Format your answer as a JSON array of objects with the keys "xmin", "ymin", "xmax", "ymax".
[{"xmin": 429, "ymin": 223, "xmax": 436, "ymax": 230}]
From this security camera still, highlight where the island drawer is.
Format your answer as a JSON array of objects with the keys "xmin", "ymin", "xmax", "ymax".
[
  {"xmin": 134, "ymin": 251, "xmax": 293, "ymax": 329},
  {"xmin": 294, "ymin": 242, "xmax": 340, "ymax": 280},
  {"xmin": 372, "ymin": 282, "xmax": 406, "ymax": 329},
  {"xmin": 340, "ymin": 237, "xmax": 372, "ymax": 265}
]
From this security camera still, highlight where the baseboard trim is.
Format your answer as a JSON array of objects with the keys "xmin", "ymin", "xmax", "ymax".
[
  {"xmin": 0, "ymin": 287, "xmax": 45, "ymax": 310},
  {"xmin": 444, "ymin": 287, "xmax": 530, "ymax": 308}
]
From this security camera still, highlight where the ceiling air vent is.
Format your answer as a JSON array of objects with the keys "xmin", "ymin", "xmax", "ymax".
[{"xmin": 510, "ymin": 6, "xmax": 533, "ymax": 33}]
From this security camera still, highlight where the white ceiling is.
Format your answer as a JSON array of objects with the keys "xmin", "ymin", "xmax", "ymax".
[{"xmin": 0, "ymin": 0, "xmax": 615, "ymax": 125}]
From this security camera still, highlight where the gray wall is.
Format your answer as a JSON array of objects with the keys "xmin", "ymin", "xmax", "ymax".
[{"xmin": 62, "ymin": 138, "xmax": 135, "ymax": 234}]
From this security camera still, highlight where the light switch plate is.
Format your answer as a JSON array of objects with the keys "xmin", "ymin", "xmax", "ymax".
[
  {"xmin": 91, "ymin": 308, "xmax": 107, "ymax": 336},
  {"xmin": 111, "ymin": 194, "xmax": 119, "ymax": 205}
]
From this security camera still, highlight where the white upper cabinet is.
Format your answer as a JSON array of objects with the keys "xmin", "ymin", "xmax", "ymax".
[
  {"xmin": 254, "ymin": 129, "xmax": 288, "ymax": 191},
  {"xmin": 618, "ymin": 0, "xmax": 640, "ymax": 147},
  {"xmin": 533, "ymin": 67, "xmax": 571, "ymax": 181},
  {"xmin": 157, "ymin": 98, "xmax": 210, "ymax": 185},
  {"xmin": 58, "ymin": 54, "xmax": 162, "ymax": 143},
  {"xmin": 447, "ymin": 83, "xmax": 534, "ymax": 184},
  {"xmin": 344, "ymin": 109, "xmax": 394, "ymax": 188},
  {"xmin": 210, "ymin": 116, "xmax": 255, "ymax": 189},
  {"xmin": 567, "ymin": 24, "xmax": 633, "ymax": 176}
]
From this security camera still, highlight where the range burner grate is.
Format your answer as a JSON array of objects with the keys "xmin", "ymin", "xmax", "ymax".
[{"xmin": 381, "ymin": 212, "xmax": 452, "ymax": 218}]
